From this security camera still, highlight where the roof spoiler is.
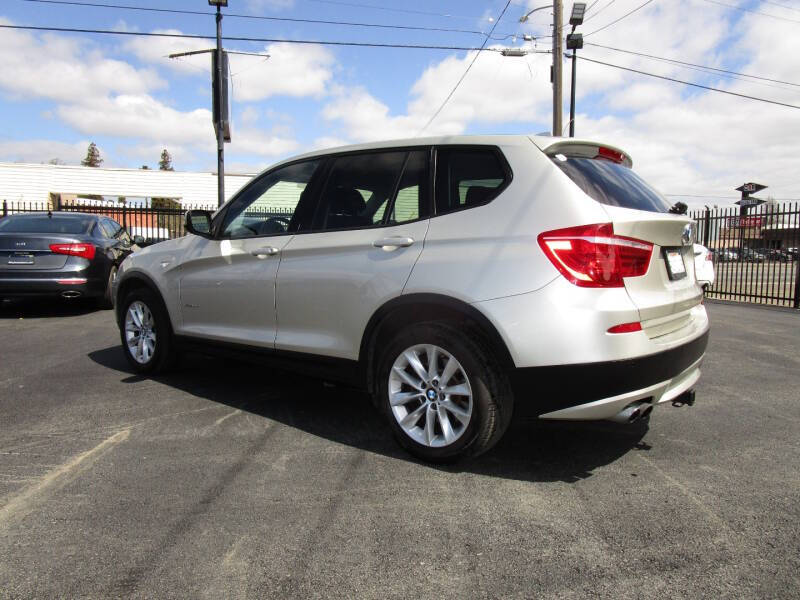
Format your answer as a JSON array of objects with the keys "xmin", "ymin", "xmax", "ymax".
[{"xmin": 529, "ymin": 137, "xmax": 633, "ymax": 168}]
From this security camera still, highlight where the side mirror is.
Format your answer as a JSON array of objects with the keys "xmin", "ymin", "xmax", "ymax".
[
  {"xmin": 132, "ymin": 235, "xmax": 145, "ymax": 245},
  {"xmin": 185, "ymin": 210, "xmax": 213, "ymax": 238}
]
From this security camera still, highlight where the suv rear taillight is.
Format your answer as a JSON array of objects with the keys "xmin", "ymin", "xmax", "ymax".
[
  {"xmin": 49, "ymin": 243, "xmax": 96, "ymax": 260},
  {"xmin": 537, "ymin": 223, "xmax": 653, "ymax": 288}
]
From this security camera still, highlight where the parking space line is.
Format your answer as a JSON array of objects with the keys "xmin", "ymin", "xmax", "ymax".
[
  {"xmin": 0, "ymin": 428, "xmax": 130, "ymax": 528},
  {"xmin": 213, "ymin": 409, "xmax": 242, "ymax": 427},
  {"xmin": 636, "ymin": 454, "xmax": 730, "ymax": 530}
]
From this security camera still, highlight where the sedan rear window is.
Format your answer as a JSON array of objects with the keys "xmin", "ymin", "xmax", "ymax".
[
  {"xmin": 0, "ymin": 215, "xmax": 94, "ymax": 234},
  {"xmin": 552, "ymin": 155, "xmax": 672, "ymax": 213}
]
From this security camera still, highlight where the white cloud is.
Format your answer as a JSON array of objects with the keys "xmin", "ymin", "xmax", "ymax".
[
  {"xmin": 123, "ymin": 29, "xmax": 213, "ymax": 76},
  {"xmin": 240, "ymin": 106, "xmax": 261, "ymax": 126},
  {"xmin": 322, "ymin": 48, "xmax": 552, "ymax": 142},
  {"xmin": 310, "ymin": 136, "xmax": 351, "ymax": 151},
  {"xmin": 0, "ymin": 18, "xmax": 164, "ymax": 103},
  {"xmin": 125, "ymin": 32, "xmax": 336, "ymax": 101},
  {"xmin": 230, "ymin": 43, "xmax": 335, "ymax": 101},
  {"xmin": 245, "ymin": 0, "xmax": 295, "ymax": 11},
  {"xmin": 56, "ymin": 94, "xmax": 297, "ymax": 159},
  {"xmin": 57, "ymin": 95, "xmax": 212, "ymax": 146},
  {"xmin": 0, "ymin": 139, "xmax": 90, "ymax": 165}
]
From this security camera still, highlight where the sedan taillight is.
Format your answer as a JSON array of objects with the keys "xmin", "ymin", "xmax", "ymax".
[
  {"xmin": 49, "ymin": 243, "xmax": 96, "ymax": 260},
  {"xmin": 537, "ymin": 223, "xmax": 653, "ymax": 288}
]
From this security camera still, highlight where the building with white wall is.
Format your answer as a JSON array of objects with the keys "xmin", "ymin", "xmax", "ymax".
[{"xmin": 0, "ymin": 162, "xmax": 257, "ymax": 208}]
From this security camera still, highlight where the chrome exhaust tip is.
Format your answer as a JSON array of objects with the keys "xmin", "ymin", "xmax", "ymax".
[
  {"xmin": 609, "ymin": 401, "xmax": 650, "ymax": 424},
  {"xmin": 61, "ymin": 290, "xmax": 82, "ymax": 299}
]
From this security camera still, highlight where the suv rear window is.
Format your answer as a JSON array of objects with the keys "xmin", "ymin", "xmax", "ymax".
[
  {"xmin": 551, "ymin": 155, "xmax": 672, "ymax": 213},
  {"xmin": 0, "ymin": 215, "xmax": 93, "ymax": 234},
  {"xmin": 435, "ymin": 148, "xmax": 509, "ymax": 215}
]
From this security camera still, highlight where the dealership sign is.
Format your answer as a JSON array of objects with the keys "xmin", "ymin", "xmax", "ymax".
[{"xmin": 727, "ymin": 216, "xmax": 763, "ymax": 228}]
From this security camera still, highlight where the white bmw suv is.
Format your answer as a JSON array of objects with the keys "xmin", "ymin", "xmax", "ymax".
[{"xmin": 114, "ymin": 135, "xmax": 709, "ymax": 462}]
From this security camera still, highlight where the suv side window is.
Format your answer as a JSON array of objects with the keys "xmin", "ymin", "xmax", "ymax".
[
  {"xmin": 220, "ymin": 159, "xmax": 321, "ymax": 238},
  {"xmin": 434, "ymin": 147, "xmax": 509, "ymax": 215},
  {"xmin": 314, "ymin": 149, "xmax": 430, "ymax": 232},
  {"xmin": 386, "ymin": 150, "xmax": 429, "ymax": 225}
]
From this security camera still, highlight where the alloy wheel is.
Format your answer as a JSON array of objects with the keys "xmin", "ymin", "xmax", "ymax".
[
  {"xmin": 388, "ymin": 344, "xmax": 473, "ymax": 448},
  {"xmin": 125, "ymin": 300, "xmax": 157, "ymax": 364}
]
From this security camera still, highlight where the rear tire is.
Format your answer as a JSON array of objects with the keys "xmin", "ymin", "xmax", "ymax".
[
  {"xmin": 119, "ymin": 287, "xmax": 176, "ymax": 374},
  {"xmin": 376, "ymin": 322, "xmax": 513, "ymax": 463}
]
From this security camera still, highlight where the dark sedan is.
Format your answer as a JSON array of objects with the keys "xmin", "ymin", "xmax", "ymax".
[{"xmin": 0, "ymin": 212, "xmax": 141, "ymax": 307}]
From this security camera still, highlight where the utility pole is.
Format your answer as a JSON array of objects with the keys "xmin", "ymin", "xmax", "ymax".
[
  {"xmin": 552, "ymin": 0, "xmax": 563, "ymax": 137},
  {"xmin": 518, "ymin": 3, "xmax": 563, "ymax": 136}
]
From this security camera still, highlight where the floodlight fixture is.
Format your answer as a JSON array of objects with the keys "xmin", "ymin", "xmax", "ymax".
[
  {"xmin": 569, "ymin": 2, "xmax": 586, "ymax": 27},
  {"xmin": 208, "ymin": 0, "xmax": 228, "ymax": 6}
]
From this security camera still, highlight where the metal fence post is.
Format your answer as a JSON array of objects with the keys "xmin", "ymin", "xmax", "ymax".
[
  {"xmin": 2, "ymin": 199, "xmax": 6, "ymax": 217},
  {"xmin": 794, "ymin": 252, "xmax": 800, "ymax": 310}
]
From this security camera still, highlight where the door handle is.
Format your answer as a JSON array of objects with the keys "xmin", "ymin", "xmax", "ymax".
[
  {"xmin": 251, "ymin": 246, "xmax": 280, "ymax": 257},
  {"xmin": 373, "ymin": 236, "xmax": 414, "ymax": 249}
]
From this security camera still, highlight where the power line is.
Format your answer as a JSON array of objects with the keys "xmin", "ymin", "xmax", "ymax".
[
  {"xmin": 17, "ymin": 0, "xmax": 516, "ymax": 38},
  {"xmin": 583, "ymin": 0, "xmax": 618, "ymax": 22},
  {"xmin": 303, "ymin": 0, "xmax": 484, "ymax": 21},
  {"xmin": 575, "ymin": 53, "xmax": 800, "ymax": 109},
  {"xmin": 584, "ymin": 0, "xmax": 656, "ymax": 37},
  {"xmin": 584, "ymin": 42, "xmax": 800, "ymax": 88},
  {"xmin": 759, "ymin": 0, "xmax": 800, "ymax": 13},
  {"xmin": 0, "ymin": 23, "xmax": 507, "ymax": 52},
  {"xmin": 699, "ymin": 0, "xmax": 800, "ymax": 24},
  {"xmin": 585, "ymin": 0, "xmax": 604, "ymax": 13},
  {"xmin": 417, "ymin": 1, "xmax": 512, "ymax": 135}
]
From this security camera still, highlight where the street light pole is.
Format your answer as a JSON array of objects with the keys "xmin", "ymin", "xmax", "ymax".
[
  {"xmin": 569, "ymin": 48, "xmax": 577, "ymax": 137},
  {"xmin": 214, "ymin": 2, "xmax": 225, "ymax": 208},
  {"xmin": 566, "ymin": 3, "xmax": 586, "ymax": 138}
]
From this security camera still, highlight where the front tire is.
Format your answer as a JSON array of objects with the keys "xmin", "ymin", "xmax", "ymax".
[
  {"xmin": 376, "ymin": 322, "xmax": 513, "ymax": 462},
  {"xmin": 119, "ymin": 288, "xmax": 176, "ymax": 374}
]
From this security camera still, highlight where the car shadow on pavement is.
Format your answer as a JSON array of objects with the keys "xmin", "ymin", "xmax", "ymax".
[
  {"xmin": 0, "ymin": 298, "xmax": 105, "ymax": 318},
  {"xmin": 89, "ymin": 346, "xmax": 650, "ymax": 484}
]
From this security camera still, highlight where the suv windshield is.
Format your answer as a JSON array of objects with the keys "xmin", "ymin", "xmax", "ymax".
[{"xmin": 551, "ymin": 155, "xmax": 672, "ymax": 213}]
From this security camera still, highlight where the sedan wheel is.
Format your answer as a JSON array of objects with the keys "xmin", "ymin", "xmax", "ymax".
[
  {"xmin": 124, "ymin": 300, "xmax": 157, "ymax": 364},
  {"xmin": 388, "ymin": 343, "xmax": 473, "ymax": 448}
]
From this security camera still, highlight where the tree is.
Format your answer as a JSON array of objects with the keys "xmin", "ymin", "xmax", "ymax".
[
  {"xmin": 159, "ymin": 149, "xmax": 174, "ymax": 171},
  {"xmin": 48, "ymin": 158, "xmax": 64, "ymax": 165},
  {"xmin": 140, "ymin": 165, "xmax": 150, "ymax": 170},
  {"xmin": 81, "ymin": 142, "xmax": 103, "ymax": 167}
]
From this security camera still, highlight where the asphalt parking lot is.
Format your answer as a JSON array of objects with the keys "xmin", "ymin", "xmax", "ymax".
[{"xmin": 0, "ymin": 300, "xmax": 798, "ymax": 598}]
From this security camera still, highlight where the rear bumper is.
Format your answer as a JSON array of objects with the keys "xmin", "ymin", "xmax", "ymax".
[
  {"xmin": 510, "ymin": 329, "xmax": 709, "ymax": 419},
  {"xmin": 0, "ymin": 276, "xmax": 105, "ymax": 298}
]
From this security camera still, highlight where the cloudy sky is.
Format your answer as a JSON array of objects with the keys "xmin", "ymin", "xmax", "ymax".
[{"xmin": 1, "ymin": 0, "xmax": 799, "ymax": 209}]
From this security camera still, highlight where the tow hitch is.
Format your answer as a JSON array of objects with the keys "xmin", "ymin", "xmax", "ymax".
[{"xmin": 672, "ymin": 389, "xmax": 696, "ymax": 407}]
